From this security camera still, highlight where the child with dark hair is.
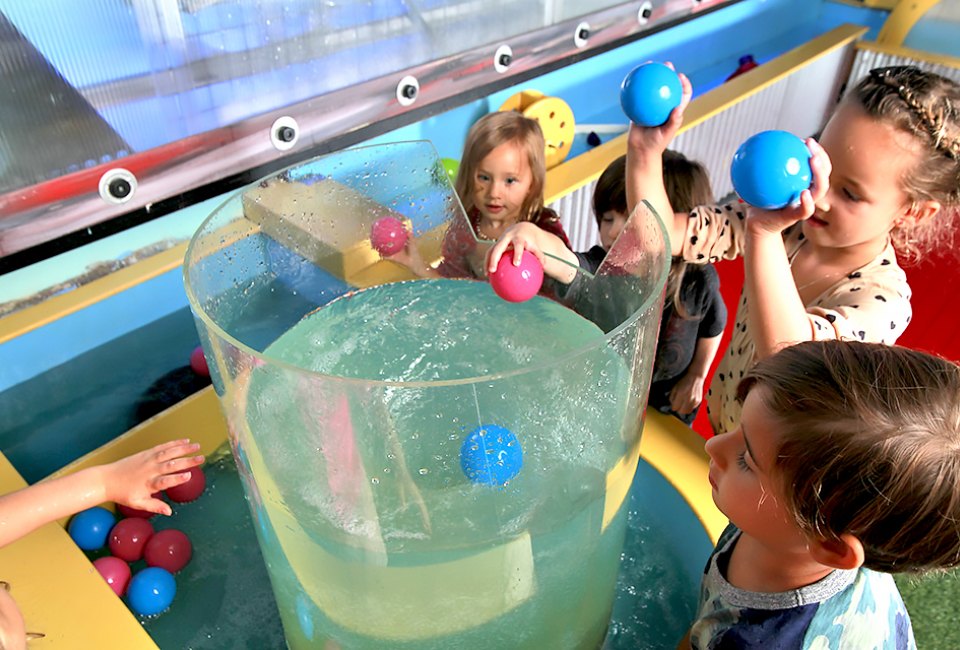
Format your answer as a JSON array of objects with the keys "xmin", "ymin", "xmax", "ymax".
[
  {"xmin": 685, "ymin": 339, "xmax": 960, "ymax": 649},
  {"xmin": 489, "ymin": 150, "xmax": 726, "ymax": 425}
]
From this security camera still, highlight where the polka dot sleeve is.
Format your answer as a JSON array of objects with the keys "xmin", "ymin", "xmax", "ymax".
[
  {"xmin": 679, "ymin": 201, "xmax": 748, "ymax": 264},
  {"xmin": 806, "ymin": 249, "xmax": 912, "ymax": 345}
]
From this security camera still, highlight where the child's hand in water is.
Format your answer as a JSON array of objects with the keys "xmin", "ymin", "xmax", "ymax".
[
  {"xmin": 102, "ymin": 439, "xmax": 204, "ymax": 516},
  {"xmin": 745, "ymin": 138, "xmax": 832, "ymax": 236},
  {"xmin": 626, "ymin": 64, "xmax": 692, "ymax": 156}
]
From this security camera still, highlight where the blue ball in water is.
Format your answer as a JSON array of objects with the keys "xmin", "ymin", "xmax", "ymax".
[
  {"xmin": 68, "ymin": 506, "xmax": 116, "ymax": 551},
  {"xmin": 730, "ymin": 130, "xmax": 812, "ymax": 209},
  {"xmin": 127, "ymin": 567, "xmax": 177, "ymax": 616},
  {"xmin": 620, "ymin": 62, "xmax": 683, "ymax": 127},
  {"xmin": 460, "ymin": 424, "xmax": 523, "ymax": 486}
]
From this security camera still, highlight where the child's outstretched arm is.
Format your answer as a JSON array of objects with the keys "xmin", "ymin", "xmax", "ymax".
[
  {"xmin": 0, "ymin": 439, "xmax": 203, "ymax": 548},
  {"xmin": 625, "ymin": 66, "xmax": 693, "ymax": 257},
  {"xmin": 743, "ymin": 138, "xmax": 832, "ymax": 359},
  {"xmin": 486, "ymin": 222, "xmax": 579, "ymax": 283}
]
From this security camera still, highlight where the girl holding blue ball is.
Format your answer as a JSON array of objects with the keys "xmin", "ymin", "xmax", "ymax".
[{"xmin": 627, "ymin": 64, "xmax": 960, "ymax": 436}]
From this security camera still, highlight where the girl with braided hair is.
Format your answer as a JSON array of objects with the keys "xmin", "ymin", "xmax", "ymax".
[{"xmin": 627, "ymin": 64, "xmax": 960, "ymax": 436}]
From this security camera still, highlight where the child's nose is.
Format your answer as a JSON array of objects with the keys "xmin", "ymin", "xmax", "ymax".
[{"xmin": 704, "ymin": 432, "xmax": 727, "ymax": 467}]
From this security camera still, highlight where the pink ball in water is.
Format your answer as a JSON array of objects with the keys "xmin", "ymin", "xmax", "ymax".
[
  {"xmin": 370, "ymin": 216, "xmax": 409, "ymax": 255},
  {"xmin": 165, "ymin": 467, "xmax": 206, "ymax": 503},
  {"xmin": 109, "ymin": 517, "xmax": 155, "ymax": 562},
  {"xmin": 94, "ymin": 556, "xmax": 132, "ymax": 597},
  {"xmin": 144, "ymin": 529, "xmax": 193, "ymax": 574},
  {"xmin": 489, "ymin": 249, "xmax": 544, "ymax": 303},
  {"xmin": 189, "ymin": 346, "xmax": 209, "ymax": 377}
]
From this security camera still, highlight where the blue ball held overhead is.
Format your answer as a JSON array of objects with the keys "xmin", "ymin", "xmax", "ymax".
[
  {"xmin": 620, "ymin": 62, "xmax": 683, "ymax": 127},
  {"xmin": 68, "ymin": 506, "xmax": 116, "ymax": 551},
  {"xmin": 730, "ymin": 130, "xmax": 812, "ymax": 210},
  {"xmin": 127, "ymin": 567, "xmax": 177, "ymax": 616},
  {"xmin": 460, "ymin": 424, "xmax": 523, "ymax": 487}
]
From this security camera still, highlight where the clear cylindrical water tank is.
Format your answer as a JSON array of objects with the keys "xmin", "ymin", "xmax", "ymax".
[{"xmin": 184, "ymin": 141, "xmax": 668, "ymax": 649}]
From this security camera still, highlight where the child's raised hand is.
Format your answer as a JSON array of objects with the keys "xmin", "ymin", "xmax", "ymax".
[
  {"xmin": 381, "ymin": 236, "xmax": 436, "ymax": 278},
  {"xmin": 745, "ymin": 137, "xmax": 832, "ymax": 236},
  {"xmin": 102, "ymin": 439, "xmax": 204, "ymax": 517},
  {"xmin": 626, "ymin": 64, "xmax": 692, "ymax": 156}
]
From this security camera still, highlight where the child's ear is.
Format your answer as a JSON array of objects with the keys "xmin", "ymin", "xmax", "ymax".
[
  {"xmin": 900, "ymin": 199, "xmax": 941, "ymax": 228},
  {"xmin": 809, "ymin": 534, "xmax": 864, "ymax": 570}
]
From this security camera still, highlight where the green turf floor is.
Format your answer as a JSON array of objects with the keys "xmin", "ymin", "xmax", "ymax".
[{"xmin": 897, "ymin": 569, "xmax": 960, "ymax": 648}]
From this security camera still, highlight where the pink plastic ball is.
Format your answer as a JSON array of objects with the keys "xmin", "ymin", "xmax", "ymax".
[
  {"xmin": 370, "ymin": 216, "xmax": 409, "ymax": 255},
  {"xmin": 94, "ymin": 556, "xmax": 132, "ymax": 596},
  {"xmin": 165, "ymin": 467, "xmax": 206, "ymax": 503},
  {"xmin": 109, "ymin": 518, "xmax": 155, "ymax": 562},
  {"xmin": 189, "ymin": 346, "xmax": 209, "ymax": 377},
  {"xmin": 144, "ymin": 529, "xmax": 193, "ymax": 574},
  {"xmin": 489, "ymin": 249, "xmax": 544, "ymax": 303}
]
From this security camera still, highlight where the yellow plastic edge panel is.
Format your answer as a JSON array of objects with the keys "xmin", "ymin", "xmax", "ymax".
[
  {"xmin": 639, "ymin": 410, "xmax": 727, "ymax": 545},
  {"xmin": 877, "ymin": 0, "xmax": 941, "ymax": 47},
  {"xmin": 0, "ymin": 453, "xmax": 159, "ymax": 648}
]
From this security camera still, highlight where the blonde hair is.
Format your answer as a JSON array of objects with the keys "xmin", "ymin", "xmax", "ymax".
[
  {"xmin": 739, "ymin": 340, "xmax": 960, "ymax": 574},
  {"xmin": 454, "ymin": 111, "xmax": 546, "ymax": 223},
  {"xmin": 850, "ymin": 66, "xmax": 960, "ymax": 262}
]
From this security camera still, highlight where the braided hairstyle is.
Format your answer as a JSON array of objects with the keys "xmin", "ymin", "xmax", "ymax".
[{"xmin": 853, "ymin": 66, "xmax": 960, "ymax": 261}]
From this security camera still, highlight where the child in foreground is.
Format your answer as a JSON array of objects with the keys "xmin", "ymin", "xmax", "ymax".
[
  {"xmin": 683, "ymin": 340, "xmax": 960, "ymax": 649},
  {"xmin": 628, "ymin": 64, "xmax": 960, "ymax": 435},
  {"xmin": 0, "ymin": 438, "xmax": 204, "ymax": 649},
  {"xmin": 385, "ymin": 110, "xmax": 570, "ymax": 279}
]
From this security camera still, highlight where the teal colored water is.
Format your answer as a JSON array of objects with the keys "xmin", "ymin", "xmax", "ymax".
[{"xmin": 237, "ymin": 279, "xmax": 641, "ymax": 648}]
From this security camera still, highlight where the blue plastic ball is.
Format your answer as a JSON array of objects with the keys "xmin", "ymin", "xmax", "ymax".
[
  {"xmin": 460, "ymin": 424, "xmax": 523, "ymax": 486},
  {"xmin": 620, "ymin": 62, "xmax": 683, "ymax": 127},
  {"xmin": 127, "ymin": 567, "xmax": 177, "ymax": 616},
  {"xmin": 67, "ymin": 506, "xmax": 116, "ymax": 551},
  {"xmin": 730, "ymin": 130, "xmax": 812, "ymax": 209}
]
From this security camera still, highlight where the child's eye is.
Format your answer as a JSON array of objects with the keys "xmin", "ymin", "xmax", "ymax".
[
  {"xmin": 842, "ymin": 187, "xmax": 862, "ymax": 202},
  {"xmin": 477, "ymin": 173, "xmax": 490, "ymax": 182},
  {"xmin": 505, "ymin": 177, "xmax": 518, "ymax": 185},
  {"xmin": 736, "ymin": 451, "xmax": 751, "ymax": 472}
]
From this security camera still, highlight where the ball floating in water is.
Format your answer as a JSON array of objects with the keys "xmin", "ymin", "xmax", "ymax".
[
  {"xmin": 165, "ymin": 467, "xmax": 206, "ymax": 504},
  {"xmin": 68, "ymin": 506, "xmax": 115, "ymax": 551},
  {"xmin": 730, "ymin": 130, "xmax": 812, "ymax": 210},
  {"xmin": 370, "ymin": 216, "xmax": 409, "ymax": 255},
  {"xmin": 620, "ymin": 62, "xmax": 683, "ymax": 127},
  {"xmin": 460, "ymin": 424, "xmax": 523, "ymax": 486},
  {"xmin": 109, "ymin": 517, "xmax": 155, "ymax": 562},
  {"xmin": 144, "ymin": 528, "xmax": 193, "ymax": 574},
  {"xmin": 189, "ymin": 346, "xmax": 209, "ymax": 377},
  {"xmin": 489, "ymin": 249, "xmax": 543, "ymax": 303},
  {"xmin": 94, "ymin": 556, "xmax": 132, "ymax": 597},
  {"xmin": 127, "ymin": 567, "xmax": 176, "ymax": 616}
]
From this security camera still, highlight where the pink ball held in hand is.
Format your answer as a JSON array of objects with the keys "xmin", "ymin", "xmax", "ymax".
[
  {"xmin": 490, "ymin": 249, "xmax": 544, "ymax": 303},
  {"xmin": 370, "ymin": 216, "xmax": 409, "ymax": 255}
]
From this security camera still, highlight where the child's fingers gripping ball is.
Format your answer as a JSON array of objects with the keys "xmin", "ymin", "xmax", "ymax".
[
  {"xmin": 620, "ymin": 62, "xmax": 683, "ymax": 127},
  {"xmin": 489, "ymin": 248, "xmax": 544, "ymax": 303},
  {"xmin": 730, "ymin": 130, "xmax": 812, "ymax": 210},
  {"xmin": 370, "ymin": 216, "xmax": 410, "ymax": 256}
]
